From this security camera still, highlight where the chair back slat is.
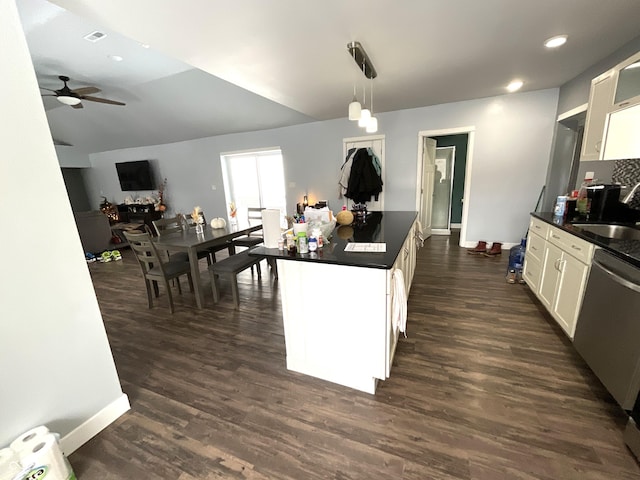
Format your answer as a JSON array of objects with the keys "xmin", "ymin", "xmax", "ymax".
[
  {"xmin": 247, "ymin": 207, "xmax": 264, "ymax": 225},
  {"xmin": 122, "ymin": 230, "xmax": 166, "ymax": 275},
  {"xmin": 152, "ymin": 216, "xmax": 184, "ymax": 236}
]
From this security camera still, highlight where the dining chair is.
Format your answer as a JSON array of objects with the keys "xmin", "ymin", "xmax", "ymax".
[
  {"xmin": 123, "ymin": 230, "xmax": 194, "ymax": 314},
  {"xmin": 181, "ymin": 213, "xmax": 234, "ymax": 262},
  {"xmin": 152, "ymin": 216, "xmax": 212, "ymax": 265}
]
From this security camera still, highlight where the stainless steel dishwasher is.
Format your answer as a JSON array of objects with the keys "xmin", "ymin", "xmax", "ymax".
[{"xmin": 573, "ymin": 249, "xmax": 640, "ymax": 459}]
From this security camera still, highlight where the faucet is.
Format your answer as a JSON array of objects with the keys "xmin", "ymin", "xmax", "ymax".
[{"xmin": 622, "ymin": 182, "xmax": 640, "ymax": 204}]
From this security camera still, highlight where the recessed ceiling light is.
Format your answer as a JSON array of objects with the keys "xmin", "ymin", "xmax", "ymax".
[
  {"xmin": 544, "ymin": 35, "xmax": 568, "ymax": 49},
  {"xmin": 108, "ymin": 55, "xmax": 123, "ymax": 62},
  {"xmin": 83, "ymin": 30, "xmax": 107, "ymax": 42},
  {"xmin": 140, "ymin": 43, "xmax": 150, "ymax": 49},
  {"xmin": 507, "ymin": 80, "xmax": 524, "ymax": 92}
]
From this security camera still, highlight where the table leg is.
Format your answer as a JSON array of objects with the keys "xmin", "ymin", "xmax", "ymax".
[{"xmin": 188, "ymin": 247, "xmax": 204, "ymax": 309}]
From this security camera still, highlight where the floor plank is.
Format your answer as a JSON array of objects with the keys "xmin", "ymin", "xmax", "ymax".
[{"xmin": 69, "ymin": 233, "xmax": 640, "ymax": 479}]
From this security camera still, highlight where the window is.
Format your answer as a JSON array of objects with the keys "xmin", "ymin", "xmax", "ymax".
[{"xmin": 220, "ymin": 148, "xmax": 287, "ymax": 225}]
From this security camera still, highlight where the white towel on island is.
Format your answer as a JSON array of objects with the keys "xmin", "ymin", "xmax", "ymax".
[
  {"xmin": 392, "ymin": 268, "xmax": 408, "ymax": 337},
  {"xmin": 415, "ymin": 220, "xmax": 425, "ymax": 248}
]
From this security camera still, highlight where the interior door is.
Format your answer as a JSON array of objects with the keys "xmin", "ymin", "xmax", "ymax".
[
  {"xmin": 342, "ymin": 135, "xmax": 385, "ymax": 211},
  {"xmin": 419, "ymin": 137, "xmax": 437, "ymax": 238}
]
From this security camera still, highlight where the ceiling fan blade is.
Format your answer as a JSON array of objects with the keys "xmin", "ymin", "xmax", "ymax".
[
  {"xmin": 71, "ymin": 102, "xmax": 84, "ymax": 109},
  {"xmin": 80, "ymin": 95, "xmax": 125, "ymax": 106},
  {"xmin": 53, "ymin": 138, "xmax": 73, "ymax": 146},
  {"xmin": 41, "ymin": 94, "xmax": 57, "ymax": 97},
  {"xmin": 40, "ymin": 87, "xmax": 57, "ymax": 92},
  {"xmin": 72, "ymin": 87, "xmax": 101, "ymax": 95}
]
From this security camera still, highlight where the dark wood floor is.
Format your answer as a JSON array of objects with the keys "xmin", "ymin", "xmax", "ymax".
[{"xmin": 70, "ymin": 233, "xmax": 640, "ymax": 479}]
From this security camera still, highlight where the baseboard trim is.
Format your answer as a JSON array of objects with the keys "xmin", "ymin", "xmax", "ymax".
[{"xmin": 60, "ymin": 393, "xmax": 130, "ymax": 455}]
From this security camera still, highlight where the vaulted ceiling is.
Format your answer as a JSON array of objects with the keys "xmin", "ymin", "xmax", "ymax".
[{"xmin": 17, "ymin": 0, "xmax": 640, "ymax": 154}]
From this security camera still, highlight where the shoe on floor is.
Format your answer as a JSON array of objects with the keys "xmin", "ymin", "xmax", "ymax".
[
  {"xmin": 467, "ymin": 241, "xmax": 488, "ymax": 254},
  {"xmin": 506, "ymin": 269, "xmax": 516, "ymax": 284},
  {"xmin": 111, "ymin": 250, "xmax": 122, "ymax": 261},
  {"xmin": 85, "ymin": 252, "xmax": 96, "ymax": 263},
  {"xmin": 484, "ymin": 242, "xmax": 503, "ymax": 257},
  {"xmin": 99, "ymin": 251, "xmax": 112, "ymax": 263}
]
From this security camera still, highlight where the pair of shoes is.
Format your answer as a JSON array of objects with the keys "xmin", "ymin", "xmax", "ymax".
[
  {"xmin": 484, "ymin": 242, "xmax": 503, "ymax": 257},
  {"xmin": 99, "ymin": 250, "xmax": 123, "ymax": 262},
  {"xmin": 99, "ymin": 251, "xmax": 113, "ymax": 262},
  {"xmin": 467, "ymin": 241, "xmax": 488, "ymax": 254},
  {"xmin": 506, "ymin": 268, "xmax": 516, "ymax": 284},
  {"xmin": 85, "ymin": 252, "xmax": 96, "ymax": 263}
]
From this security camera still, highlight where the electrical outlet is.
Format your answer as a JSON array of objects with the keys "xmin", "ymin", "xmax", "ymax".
[{"xmin": 211, "ymin": 185, "xmax": 217, "ymax": 190}]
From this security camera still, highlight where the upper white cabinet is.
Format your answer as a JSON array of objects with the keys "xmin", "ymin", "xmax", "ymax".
[
  {"xmin": 581, "ymin": 50, "xmax": 640, "ymax": 161},
  {"xmin": 581, "ymin": 70, "xmax": 616, "ymax": 161}
]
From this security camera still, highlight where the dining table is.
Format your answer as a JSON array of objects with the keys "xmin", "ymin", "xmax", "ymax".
[{"xmin": 153, "ymin": 223, "xmax": 261, "ymax": 309}]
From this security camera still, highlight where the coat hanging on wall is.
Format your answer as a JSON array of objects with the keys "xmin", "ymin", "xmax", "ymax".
[{"xmin": 339, "ymin": 148, "xmax": 383, "ymax": 203}]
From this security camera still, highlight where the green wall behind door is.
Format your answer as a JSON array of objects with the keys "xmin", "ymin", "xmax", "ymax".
[{"xmin": 432, "ymin": 134, "xmax": 467, "ymax": 224}]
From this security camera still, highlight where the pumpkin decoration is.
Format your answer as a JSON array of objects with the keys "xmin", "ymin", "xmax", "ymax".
[
  {"xmin": 336, "ymin": 209, "xmax": 354, "ymax": 225},
  {"xmin": 210, "ymin": 217, "xmax": 226, "ymax": 229}
]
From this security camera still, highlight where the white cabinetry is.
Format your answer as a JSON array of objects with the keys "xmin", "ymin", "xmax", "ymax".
[
  {"xmin": 525, "ymin": 217, "xmax": 594, "ymax": 340},
  {"xmin": 581, "ymin": 50, "xmax": 640, "ymax": 161},
  {"xmin": 581, "ymin": 70, "xmax": 616, "ymax": 161},
  {"xmin": 278, "ymin": 218, "xmax": 418, "ymax": 394},
  {"xmin": 523, "ymin": 217, "xmax": 547, "ymax": 292}
]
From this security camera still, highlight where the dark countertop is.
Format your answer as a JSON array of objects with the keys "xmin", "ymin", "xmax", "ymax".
[
  {"xmin": 250, "ymin": 211, "xmax": 418, "ymax": 269},
  {"xmin": 531, "ymin": 212, "xmax": 640, "ymax": 268}
]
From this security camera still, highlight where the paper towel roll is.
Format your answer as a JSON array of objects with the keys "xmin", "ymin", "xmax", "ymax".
[
  {"xmin": 18, "ymin": 434, "xmax": 73, "ymax": 480},
  {"xmin": 10, "ymin": 425, "xmax": 50, "ymax": 454},
  {"xmin": 261, "ymin": 209, "xmax": 281, "ymax": 248},
  {"xmin": 0, "ymin": 448, "xmax": 21, "ymax": 480}
]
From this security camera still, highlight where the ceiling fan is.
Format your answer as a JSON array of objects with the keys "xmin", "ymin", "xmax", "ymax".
[{"xmin": 40, "ymin": 75, "xmax": 126, "ymax": 109}]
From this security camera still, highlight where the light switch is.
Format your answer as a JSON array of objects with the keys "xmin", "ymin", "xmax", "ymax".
[{"xmin": 211, "ymin": 185, "xmax": 217, "ymax": 190}]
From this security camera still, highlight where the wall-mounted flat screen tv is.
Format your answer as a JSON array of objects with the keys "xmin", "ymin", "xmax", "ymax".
[{"xmin": 115, "ymin": 160, "xmax": 155, "ymax": 191}]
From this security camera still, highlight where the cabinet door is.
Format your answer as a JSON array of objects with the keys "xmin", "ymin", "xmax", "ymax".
[
  {"xmin": 523, "ymin": 256, "xmax": 542, "ymax": 293},
  {"xmin": 553, "ymin": 253, "xmax": 589, "ymax": 340},
  {"xmin": 581, "ymin": 70, "xmax": 616, "ymax": 161},
  {"xmin": 538, "ymin": 242, "xmax": 562, "ymax": 309},
  {"xmin": 602, "ymin": 103, "xmax": 640, "ymax": 160}
]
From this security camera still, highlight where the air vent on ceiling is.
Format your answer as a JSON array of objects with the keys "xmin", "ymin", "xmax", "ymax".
[{"xmin": 83, "ymin": 31, "xmax": 107, "ymax": 42}]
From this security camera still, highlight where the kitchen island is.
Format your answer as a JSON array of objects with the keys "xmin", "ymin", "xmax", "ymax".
[{"xmin": 251, "ymin": 211, "xmax": 419, "ymax": 394}]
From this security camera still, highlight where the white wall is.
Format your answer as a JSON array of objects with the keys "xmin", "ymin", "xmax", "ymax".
[
  {"xmin": 87, "ymin": 88, "xmax": 558, "ymax": 244},
  {"xmin": 0, "ymin": 0, "xmax": 126, "ymax": 450},
  {"xmin": 55, "ymin": 146, "xmax": 91, "ymax": 167}
]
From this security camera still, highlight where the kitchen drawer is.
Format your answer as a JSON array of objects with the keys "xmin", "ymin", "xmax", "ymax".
[
  {"xmin": 547, "ymin": 226, "xmax": 594, "ymax": 264},
  {"xmin": 530, "ymin": 217, "xmax": 549, "ymax": 239},
  {"xmin": 523, "ymin": 255, "xmax": 542, "ymax": 293},
  {"xmin": 526, "ymin": 231, "xmax": 545, "ymax": 263}
]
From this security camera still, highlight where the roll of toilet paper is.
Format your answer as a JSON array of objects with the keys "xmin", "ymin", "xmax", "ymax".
[
  {"xmin": 261, "ymin": 209, "xmax": 281, "ymax": 248},
  {"xmin": 10, "ymin": 425, "xmax": 50, "ymax": 454},
  {"xmin": 0, "ymin": 448, "xmax": 21, "ymax": 480},
  {"xmin": 18, "ymin": 434, "xmax": 74, "ymax": 480}
]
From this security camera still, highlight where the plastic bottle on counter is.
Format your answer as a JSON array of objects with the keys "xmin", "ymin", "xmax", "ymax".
[
  {"xmin": 577, "ymin": 172, "xmax": 594, "ymax": 216},
  {"xmin": 308, "ymin": 235, "xmax": 318, "ymax": 252},
  {"xmin": 297, "ymin": 232, "xmax": 309, "ymax": 254}
]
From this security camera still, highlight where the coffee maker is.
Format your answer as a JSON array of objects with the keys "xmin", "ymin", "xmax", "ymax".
[{"xmin": 586, "ymin": 184, "xmax": 621, "ymax": 221}]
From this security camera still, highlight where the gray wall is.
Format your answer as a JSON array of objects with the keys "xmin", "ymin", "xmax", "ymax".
[
  {"xmin": 1, "ymin": 0, "xmax": 124, "ymax": 447},
  {"xmin": 85, "ymin": 89, "xmax": 559, "ymax": 245},
  {"xmin": 62, "ymin": 167, "xmax": 91, "ymax": 212}
]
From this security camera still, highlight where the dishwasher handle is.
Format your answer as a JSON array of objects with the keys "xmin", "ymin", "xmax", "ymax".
[{"xmin": 593, "ymin": 256, "xmax": 640, "ymax": 294}]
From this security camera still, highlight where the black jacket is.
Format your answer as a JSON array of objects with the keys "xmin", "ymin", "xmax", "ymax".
[{"xmin": 345, "ymin": 148, "xmax": 383, "ymax": 203}]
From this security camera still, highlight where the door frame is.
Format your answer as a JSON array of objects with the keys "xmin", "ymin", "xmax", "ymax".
[
  {"xmin": 432, "ymin": 145, "xmax": 456, "ymax": 235},
  {"xmin": 415, "ymin": 127, "xmax": 475, "ymax": 247}
]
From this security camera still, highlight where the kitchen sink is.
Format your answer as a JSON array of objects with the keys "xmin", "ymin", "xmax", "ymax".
[{"xmin": 575, "ymin": 224, "xmax": 640, "ymax": 241}]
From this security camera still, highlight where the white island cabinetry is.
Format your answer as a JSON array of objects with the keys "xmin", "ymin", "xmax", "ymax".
[{"xmin": 256, "ymin": 212, "xmax": 418, "ymax": 394}]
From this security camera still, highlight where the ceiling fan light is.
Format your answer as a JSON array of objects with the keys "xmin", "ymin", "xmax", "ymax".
[
  {"xmin": 358, "ymin": 109, "xmax": 371, "ymax": 127},
  {"xmin": 57, "ymin": 95, "xmax": 81, "ymax": 106},
  {"xmin": 366, "ymin": 116, "xmax": 378, "ymax": 133},
  {"xmin": 349, "ymin": 98, "xmax": 362, "ymax": 121}
]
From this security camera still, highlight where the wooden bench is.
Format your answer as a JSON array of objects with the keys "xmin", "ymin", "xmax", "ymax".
[{"xmin": 208, "ymin": 250, "xmax": 264, "ymax": 309}]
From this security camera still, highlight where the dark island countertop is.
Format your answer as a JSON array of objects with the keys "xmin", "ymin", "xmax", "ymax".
[
  {"xmin": 531, "ymin": 212, "xmax": 640, "ymax": 268},
  {"xmin": 250, "ymin": 211, "xmax": 418, "ymax": 269}
]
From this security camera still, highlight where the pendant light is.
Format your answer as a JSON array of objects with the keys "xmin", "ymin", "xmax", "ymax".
[
  {"xmin": 348, "ymin": 82, "xmax": 361, "ymax": 121},
  {"xmin": 366, "ymin": 77, "xmax": 378, "ymax": 133},
  {"xmin": 358, "ymin": 59, "xmax": 371, "ymax": 127},
  {"xmin": 348, "ymin": 47, "xmax": 362, "ymax": 120}
]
